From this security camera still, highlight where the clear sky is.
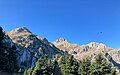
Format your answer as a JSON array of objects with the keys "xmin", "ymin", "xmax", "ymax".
[{"xmin": 0, "ymin": 0, "xmax": 120, "ymax": 48}]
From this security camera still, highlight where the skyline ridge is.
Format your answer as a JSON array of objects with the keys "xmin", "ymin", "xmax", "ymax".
[
  {"xmin": 0, "ymin": 0, "xmax": 120, "ymax": 48},
  {"xmin": 5, "ymin": 26, "xmax": 119, "ymax": 49}
]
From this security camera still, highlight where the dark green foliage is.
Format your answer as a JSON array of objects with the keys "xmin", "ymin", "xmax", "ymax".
[
  {"xmin": 24, "ymin": 67, "xmax": 33, "ymax": 75},
  {"xmin": 90, "ymin": 53, "xmax": 115, "ymax": 75},
  {"xmin": 59, "ymin": 55, "xmax": 79, "ymax": 75},
  {"xmin": 0, "ymin": 26, "xmax": 117, "ymax": 74},
  {"xmin": 111, "ymin": 68, "xmax": 117, "ymax": 75},
  {"xmin": 32, "ymin": 56, "xmax": 53, "ymax": 75},
  {"xmin": 78, "ymin": 57, "xmax": 91, "ymax": 75},
  {"xmin": 0, "ymin": 26, "xmax": 18, "ymax": 73},
  {"xmin": 24, "ymin": 69, "xmax": 27, "ymax": 75},
  {"xmin": 58, "ymin": 55, "xmax": 67, "ymax": 75},
  {"xmin": 0, "ymin": 26, "xmax": 4, "ymax": 42},
  {"xmin": 53, "ymin": 59, "xmax": 62, "ymax": 75},
  {"xmin": 24, "ymin": 53, "xmax": 117, "ymax": 75}
]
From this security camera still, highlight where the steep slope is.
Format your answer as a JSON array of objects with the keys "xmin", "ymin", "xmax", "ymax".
[
  {"xmin": 53, "ymin": 38, "xmax": 120, "ymax": 64},
  {"xmin": 0, "ymin": 27, "xmax": 19, "ymax": 73},
  {"xmin": 6, "ymin": 27, "xmax": 62, "ymax": 69},
  {"xmin": 5, "ymin": 27, "xmax": 120, "ymax": 72}
]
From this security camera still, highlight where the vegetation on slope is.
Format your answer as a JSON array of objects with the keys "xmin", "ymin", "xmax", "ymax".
[
  {"xmin": 0, "ymin": 27, "xmax": 18, "ymax": 73},
  {"xmin": 24, "ymin": 54, "xmax": 117, "ymax": 75}
]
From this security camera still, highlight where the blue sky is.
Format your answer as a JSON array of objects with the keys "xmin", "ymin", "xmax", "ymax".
[{"xmin": 0, "ymin": 0, "xmax": 120, "ymax": 48}]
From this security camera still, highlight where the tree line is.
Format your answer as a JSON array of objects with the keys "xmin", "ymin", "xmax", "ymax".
[
  {"xmin": 0, "ymin": 26, "xmax": 117, "ymax": 75},
  {"xmin": 0, "ymin": 27, "xmax": 19, "ymax": 73},
  {"xmin": 24, "ymin": 53, "xmax": 117, "ymax": 75}
]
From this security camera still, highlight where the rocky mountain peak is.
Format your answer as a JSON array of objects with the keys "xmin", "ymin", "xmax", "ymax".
[
  {"xmin": 6, "ymin": 27, "xmax": 33, "ymax": 44},
  {"xmin": 53, "ymin": 40, "xmax": 112, "ymax": 60},
  {"xmin": 10, "ymin": 27, "xmax": 31, "ymax": 34},
  {"xmin": 86, "ymin": 42, "xmax": 106, "ymax": 48},
  {"xmin": 2, "ymin": 26, "xmax": 120, "ymax": 73},
  {"xmin": 55, "ymin": 38, "xmax": 67, "ymax": 43},
  {"xmin": 5, "ymin": 27, "xmax": 62, "ymax": 69}
]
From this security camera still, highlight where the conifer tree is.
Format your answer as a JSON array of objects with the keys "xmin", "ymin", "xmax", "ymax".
[
  {"xmin": 90, "ymin": 53, "xmax": 114, "ymax": 75},
  {"xmin": 59, "ymin": 55, "xmax": 79, "ymax": 75},
  {"xmin": 58, "ymin": 55, "xmax": 67, "ymax": 75},
  {"xmin": 53, "ymin": 59, "xmax": 62, "ymax": 75},
  {"xmin": 0, "ymin": 26, "xmax": 18, "ymax": 73},
  {"xmin": 78, "ymin": 57, "xmax": 91, "ymax": 75},
  {"xmin": 32, "ymin": 56, "xmax": 53, "ymax": 75}
]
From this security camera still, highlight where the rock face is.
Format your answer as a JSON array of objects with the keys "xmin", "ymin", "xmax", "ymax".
[
  {"xmin": 4, "ymin": 27, "xmax": 120, "ymax": 70},
  {"xmin": 6, "ymin": 27, "xmax": 61, "ymax": 69},
  {"xmin": 53, "ymin": 38, "xmax": 120, "ymax": 64}
]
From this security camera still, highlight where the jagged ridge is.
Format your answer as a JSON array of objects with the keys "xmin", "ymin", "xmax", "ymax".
[
  {"xmin": 4, "ymin": 27, "xmax": 120, "ymax": 72},
  {"xmin": 6, "ymin": 27, "xmax": 62, "ymax": 70},
  {"xmin": 53, "ymin": 38, "xmax": 120, "ymax": 64}
]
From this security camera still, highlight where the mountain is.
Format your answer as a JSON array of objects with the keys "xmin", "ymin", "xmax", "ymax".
[
  {"xmin": 53, "ymin": 38, "xmax": 120, "ymax": 67},
  {"xmin": 6, "ymin": 27, "xmax": 62, "ymax": 71},
  {"xmin": 3, "ymin": 27, "xmax": 120, "ymax": 73}
]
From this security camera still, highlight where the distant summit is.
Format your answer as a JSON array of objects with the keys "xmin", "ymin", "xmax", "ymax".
[
  {"xmin": 86, "ymin": 42, "xmax": 106, "ymax": 49},
  {"xmin": 55, "ymin": 38, "xmax": 67, "ymax": 43},
  {"xmin": 53, "ymin": 38, "xmax": 120, "ymax": 64},
  {"xmin": 9, "ymin": 27, "xmax": 32, "ymax": 33},
  {"xmin": 3, "ymin": 27, "xmax": 120, "ymax": 72},
  {"xmin": 6, "ymin": 27, "xmax": 62, "ymax": 70}
]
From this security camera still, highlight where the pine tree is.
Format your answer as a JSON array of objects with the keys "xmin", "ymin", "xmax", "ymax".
[
  {"xmin": 78, "ymin": 57, "xmax": 91, "ymax": 75},
  {"xmin": 32, "ymin": 57, "xmax": 44, "ymax": 75},
  {"xmin": 0, "ymin": 26, "xmax": 18, "ymax": 73},
  {"xmin": 0, "ymin": 26, "xmax": 6, "ymax": 71},
  {"xmin": 66, "ymin": 55, "xmax": 79, "ymax": 75},
  {"xmin": 59, "ymin": 55, "xmax": 79, "ymax": 75},
  {"xmin": 32, "ymin": 56, "xmax": 53, "ymax": 75},
  {"xmin": 59, "ymin": 55, "xmax": 69, "ymax": 75},
  {"xmin": 53, "ymin": 59, "xmax": 62, "ymax": 75},
  {"xmin": 90, "ymin": 53, "xmax": 114, "ymax": 75},
  {"xmin": 7, "ymin": 45, "xmax": 18, "ymax": 72},
  {"xmin": 58, "ymin": 55, "xmax": 67, "ymax": 75},
  {"xmin": 0, "ymin": 26, "xmax": 4, "ymax": 42}
]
